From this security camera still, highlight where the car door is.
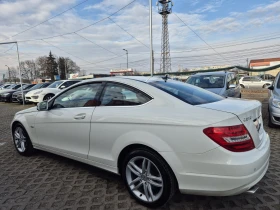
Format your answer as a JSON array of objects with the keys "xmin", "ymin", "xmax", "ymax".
[
  {"xmin": 250, "ymin": 77, "xmax": 261, "ymax": 88},
  {"xmin": 35, "ymin": 82, "xmax": 103, "ymax": 159},
  {"xmin": 88, "ymin": 82, "xmax": 152, "ymax": 167},
  {"xmin": 241, "ymin": 77, "xmax": 250, "ymax": 88}
]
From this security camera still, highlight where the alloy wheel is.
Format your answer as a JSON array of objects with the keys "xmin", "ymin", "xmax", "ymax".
[
  {"xmin": 126, "ymin": 156, "xmax": 163, "ymax": 203},
  {"xmin": 14, "ymin": 127, "xmax": 26, "ymax": 152}
]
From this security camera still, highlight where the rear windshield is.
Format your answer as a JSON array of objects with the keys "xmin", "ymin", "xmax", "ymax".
[
  {"xmin": 186, "ymin": 75, "xmax": 225, "ymax": 88},
  {"xmin": 148, "ymin": 80, "xmax": 224, "ymax": 105}
]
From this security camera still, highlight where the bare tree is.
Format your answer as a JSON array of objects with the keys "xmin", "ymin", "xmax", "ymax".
[
  {"xmin": 9, "ymin": 67, "xmax": 18, "ymax": 83},
  {"xmin": 36, "ymin": 56, "xmax": 48, "ymax": 77}
]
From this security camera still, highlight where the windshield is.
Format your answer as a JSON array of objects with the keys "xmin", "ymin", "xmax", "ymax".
[
  {"xmin": 28, "ymin": 83, "xmax": 44, "ymax": 91},
  {"xmin": 148, "ymin": 80, "xmax": 224, "ymax": 105},
  {"xmin": 15, "ymin": 85, "xmax": 28, "ymax": 90},
  {"xmin": 48, "ymin": 81, "xmax": 63, "ymax": 88},
  {"xmin": 6, "ymin": 84, "xmax": 17, "ymax": 89},
  {"xmin": 186, "ymin": 75, "xmax": 225, "ymax": 88}
]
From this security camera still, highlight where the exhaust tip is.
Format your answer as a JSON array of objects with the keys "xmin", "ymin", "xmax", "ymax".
[{"xmin": 246, "ymin": 186, "xmax": 259, "ymax": 194}]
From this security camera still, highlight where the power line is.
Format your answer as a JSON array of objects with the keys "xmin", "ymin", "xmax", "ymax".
[
  {"xmin": 74, "ymin": 32, "xmax": 119, "ymax": 56},
  {"xmin": 108, "ymin": 17, "xmax": 150, "ymax": 49},
  {"xmin": 1, "ymin": 0, "xmax": 91, "ymax": 41},
  {"xmin": 41, "ymin": 39, "xmax": 93, "ymax": 64},
  {"xmin": 0, "ymin": 44, "xmax": 15, "ymax": 54},
  {"xmin": 173, "ymin": 13, "xmax": 230, "ymax": 63},
  {"xmin": 10, "ymin": 0, "xmax": 137, "ymax": 44}
]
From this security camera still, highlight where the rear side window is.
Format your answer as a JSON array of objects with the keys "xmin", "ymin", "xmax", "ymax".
[
  {"xmin": 242, "ymin": 77, "xmax": 250, "ymax": 81},
  {"xmin": 100, "ymin": 82, "xmax": 152, "ymax": 106},
  {"xmin": 186, "ymin": 75, "xmax": 225, "ymax": 88},
  {"xmin": 149, "ymin": 80, "xmax": 224, "ymax": 105}
]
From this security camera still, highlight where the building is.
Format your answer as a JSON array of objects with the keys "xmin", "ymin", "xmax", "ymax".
[
  {"xmin": 110, "ymin": 69, "xmax": 134, "ymax": 76},
  {"xmin": 190, "ymin": 65, "xmax": 230, "ymax": 72},
  {"xmin": 250, "ymin": 57, "xmax": 280, "ymax": 76}
]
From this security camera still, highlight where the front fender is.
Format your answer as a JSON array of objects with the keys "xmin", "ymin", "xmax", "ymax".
[{"xmin": 11, "ymin": 112, "xmax": 38, "ymax": 144}]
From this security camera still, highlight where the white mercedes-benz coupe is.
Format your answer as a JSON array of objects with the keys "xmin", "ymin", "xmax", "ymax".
[{"xmin": 11, "ymin": 76, "xmax": 270, "ymax": 208}]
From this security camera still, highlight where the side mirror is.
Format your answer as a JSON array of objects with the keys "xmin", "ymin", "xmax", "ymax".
[
  {"xmin": 37, "ymin": 101, "xmax": 48, "ymax": 111},
  {"xmin": 229, "ymin": 84, "xmax": 236, "ymax": 89},
  {"xmin": 60, "ymin": 85, "xmax": 66, "ymax": 89},
  {"xmin": 268, "ymin": 85, "xmax": 274, "ymax": 90}
]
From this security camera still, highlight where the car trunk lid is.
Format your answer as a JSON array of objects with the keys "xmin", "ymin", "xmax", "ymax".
[{"xmin": 198, "ymin": 98, "xmax": 264, "ymax": 149}]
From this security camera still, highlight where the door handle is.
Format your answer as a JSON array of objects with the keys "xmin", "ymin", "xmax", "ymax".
[{"xmin": 74, "ymin": 113, "xmax": 86, "ymax": 120}]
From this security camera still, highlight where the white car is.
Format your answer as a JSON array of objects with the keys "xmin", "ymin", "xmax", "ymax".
[
  {"xmin": 12, "ymin": 77, "xmax": 270, "ymax": 208},
  {"xmin": 239, "ymin": 76, "xmax": 272, "ymax": 88},
  {"xmin": 25, "ymin": 80, "xmax": 81, "ymax": 103}
]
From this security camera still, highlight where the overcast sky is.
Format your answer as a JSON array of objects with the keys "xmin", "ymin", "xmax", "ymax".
[{"xmin": 0, "ymin": 0, "xmax": 280, "ymax": 78}]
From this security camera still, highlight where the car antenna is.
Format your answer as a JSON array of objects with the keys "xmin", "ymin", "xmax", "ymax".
[{"xmin": 162, "ymin": 74, "xmax": 169, "ymax": 82}]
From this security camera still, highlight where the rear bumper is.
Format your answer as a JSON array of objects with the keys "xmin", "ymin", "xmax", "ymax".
[{"xmin": 160, "ymin": 133, "xmax": 270, "ymax": 196}]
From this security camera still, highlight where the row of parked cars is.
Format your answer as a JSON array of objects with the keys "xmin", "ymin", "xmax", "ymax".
[
  {"xmin": 185, "ymin": 71, "xmax": 279, "ymax": 127},
  {"xmin": 0, "ymin": 80, "xmax": 81, "ymax": 104}
]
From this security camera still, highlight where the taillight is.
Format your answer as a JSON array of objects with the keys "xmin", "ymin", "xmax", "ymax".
[{"xmin": 203, "ymin": 124, "xmax": 255, "ymax": 152}]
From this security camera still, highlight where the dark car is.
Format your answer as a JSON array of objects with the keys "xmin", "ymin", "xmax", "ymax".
[
  {"xmin": 15, "ymin": 82, "xmax": 53, "ymax": 103},
  {"xmin": 11, "ymin": 84, "xmax": 36, "ymax": 102},
  {"xmin": 0, "ymin": 84, "xmax": 33, "ymax": 102},
  {"xmin": 259, "ymin": 74, "xmax": 275, "ymax": 81}
]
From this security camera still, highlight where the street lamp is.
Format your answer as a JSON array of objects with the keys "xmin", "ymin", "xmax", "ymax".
[
  {"xmin": 0, "ymin": 41, "xmax": 24, "ymax": 105},
  {"xmin": 123, "ymin": 49, "xmax": 128, "ymax": 69},
  {"xmin": 5, "ymin": 65, "xmax": 11, "ymax": 83}
]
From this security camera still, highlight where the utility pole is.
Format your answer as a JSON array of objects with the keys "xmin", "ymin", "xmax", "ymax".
[
  {"xmin": 123, "ymin": 49, "xmax": 128, "ymax": 69},
  {"xmin": 5, "ymin": 65, "xmax": 11, "ymax": 83},
  {"xmin": 150, "ymin": 0, "xmax": 154, "ymax": 76},
  {"xmin": 157, "ymin": 0, "xmax": 173, "ymax": 73}
]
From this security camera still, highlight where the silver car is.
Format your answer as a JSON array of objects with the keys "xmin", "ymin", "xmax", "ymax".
[
  {"xmin": 186, "ymin": 71, "xmax": 241, "ymax": 98},
  {"xmin": 239, "ymin": 76, "xmax": 272, "ymax": 88},
  {"xmin": 268, "ymin": 72, "xmax": 280, "ymax": 127}
]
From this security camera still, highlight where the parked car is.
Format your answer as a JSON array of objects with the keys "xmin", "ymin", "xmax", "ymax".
[
  {"xmin": 239, "ymin": 76, "xmax": 272, "ymax": 88},
  {"xmin": 0, "ymin": 84, "xmax": 12, "ymax": 90},
  {"xmin": 0, "ymin": 84, "xmax": 34, "ymax": 102},
  {"xmin": 0, "ymin": 84, "xmax": 23, "ymax": 94},
  {"xmin": 12, "ymin": 77, "xmax": 270, "ymax": 208},
  {"xmin": 268, "ymin": 72, "xmax": 280, "ymax": 127},
  {"xmin": 25, "ymin": 80, "xmax": 81, "ymax": 104},
  {"xmin": 259, "ymin": 74, "xmax": 275, "ymax": 81},
  {"xmin": 186, "ymin": 71, "xmax": 241, "ymax": 98},
  {"xmin": 13, "ymin": 82, "xmax": 52, "ymax": 103}
]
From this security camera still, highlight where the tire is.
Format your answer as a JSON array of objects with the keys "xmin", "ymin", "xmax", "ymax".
[
  {"xmin": 12, "ymin": 123, "xmax": 35, "ymax": 156},
  {"xmin": 239, "ymin": 93, "xmax": 242, "ymax": 98},
  {"xmin": 240, "ymin": 84, "xmax": 245, "ymax": 88},
  {"xmin": 43, "ymin": 94, "xmax": 54, "ymax": 101},
  {"xmin": 263, "ymin": 84, "xmax": 270, "ymax": 88},
  {"xmin": 122, "ymin": 148, "xmax": 177, "ymax": 208}
]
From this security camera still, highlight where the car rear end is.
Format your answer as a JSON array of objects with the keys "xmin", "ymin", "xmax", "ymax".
[
  {"xmin": 176, "ymin": 99, "xmax": 270, "ymax": 196},
  {"xmin": 147, "ymin": 78, "xmax": 270, "ymax": 196}
]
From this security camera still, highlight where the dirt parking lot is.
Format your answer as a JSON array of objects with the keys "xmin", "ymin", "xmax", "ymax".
[{"xmin": 0, "ymin": 93, "xmax": 279, "ymax": 210}]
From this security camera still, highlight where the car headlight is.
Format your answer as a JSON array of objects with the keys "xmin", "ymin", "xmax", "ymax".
[
  {"xmin": 272, "ymin": 98, "xmax": 280, "ymax": 108},
  {"xmin": 34, "ymin": 90, "xmax": 43, "ymax": 95}
]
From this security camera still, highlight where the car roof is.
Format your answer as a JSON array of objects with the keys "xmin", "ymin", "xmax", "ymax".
[{"xmin": 79, "ymin": 76, "xmax": 157, "ymax": 84}]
